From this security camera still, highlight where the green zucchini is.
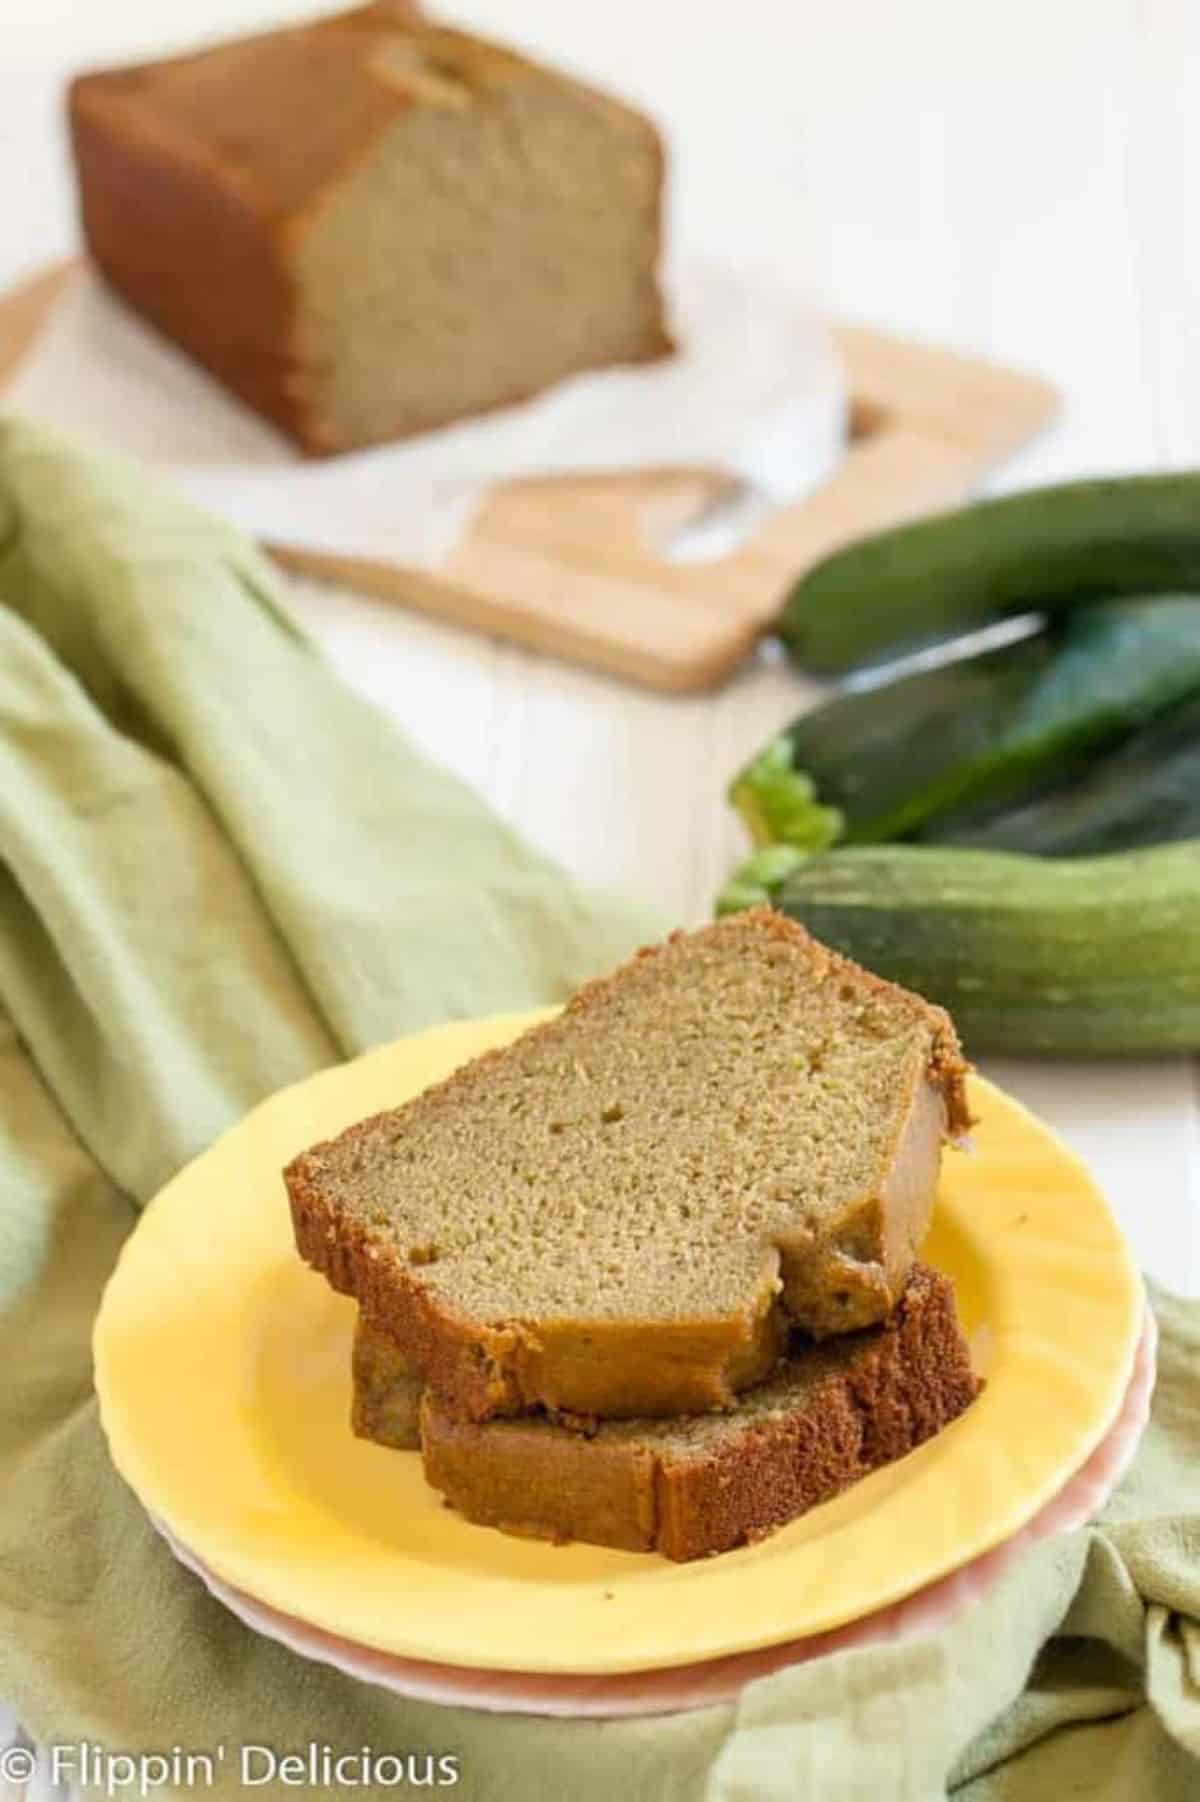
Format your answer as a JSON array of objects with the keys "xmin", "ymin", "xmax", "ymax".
[
  {"xmin": 760, "ymin": 841, "xmax": 1200, "ymax": 1055},
  {"xmin": 776, "ymin": 473, "xmax": 1200, "ymax": 675},
  {"xmin": 733, "ymin": 597, "xmax": 1200, "ymax": 850},
  {"xmin": 926, "ymin": 691, "xmax": 1200, "ymax": 856}
]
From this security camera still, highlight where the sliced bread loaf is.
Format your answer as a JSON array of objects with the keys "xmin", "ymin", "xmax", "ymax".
[
  {"xmin": 288, "ymin": 910, "xmax": 970, "ymax": 1421},
  {"xmin": 69, "ymin": 6, "xmax": 669, "ymax": 455},
  {"xmin": 418, "ymin": 1265, "xmax": 979, "ymax": 1560}
]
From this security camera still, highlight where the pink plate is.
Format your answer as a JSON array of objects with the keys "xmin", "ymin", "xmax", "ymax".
[{"xmin": 157, "ymin": 1307, "xmax": 1155, "ymax": 1719}]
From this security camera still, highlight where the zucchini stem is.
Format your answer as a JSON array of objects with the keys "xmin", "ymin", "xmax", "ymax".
[
  {"xmin": 729, "ymin": 737, "xmax": 845, "ymax": 852},
  {"xmin": 715, "ymin": 844, "xmax": 812, "ymax": 916}
]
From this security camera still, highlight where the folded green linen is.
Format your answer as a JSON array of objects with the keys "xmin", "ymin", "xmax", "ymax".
[{"xmin": 0, "ymin": 415, "xmax": 1195, "ymax": 1802}]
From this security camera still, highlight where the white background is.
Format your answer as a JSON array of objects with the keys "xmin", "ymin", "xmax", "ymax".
[{"xmin": 3, "ymin": 2, "xmax": 1200, "ymax": 1786}]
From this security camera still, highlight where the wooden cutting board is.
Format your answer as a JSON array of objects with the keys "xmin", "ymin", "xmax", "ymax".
[{"xmin": 0, "ymin": 263, "xmax": 1056, "ymax": 693}]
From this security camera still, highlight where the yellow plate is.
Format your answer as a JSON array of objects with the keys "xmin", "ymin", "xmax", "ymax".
[{"xmin": 94, "ymin": 1012, "xmax": 1143, "ymax": 1676}]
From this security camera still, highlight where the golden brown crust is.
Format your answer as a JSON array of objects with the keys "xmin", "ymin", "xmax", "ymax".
[
  {"xmin": 419, "ymin": 1265, "xmax": 981, "ymax": 1560},
  {"xmin": 68, "ymin": 77, "xmax": 310, "ymax": 445}
]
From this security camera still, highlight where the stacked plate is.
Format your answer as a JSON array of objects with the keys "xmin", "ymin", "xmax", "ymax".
[{"xmin": 94, "ymin": 1017, "xmax": 1150, "ymax": 1718}]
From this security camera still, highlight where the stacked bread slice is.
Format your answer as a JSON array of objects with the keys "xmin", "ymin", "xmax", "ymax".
[{"xmin": 286, "ymin": 909, "xmax": 980, "ymax": 1560}]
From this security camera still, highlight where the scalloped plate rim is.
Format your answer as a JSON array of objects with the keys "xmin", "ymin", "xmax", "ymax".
[
  {"xmin": 93, "ymin": 1012, "xmax": 1145, "ymax": 1676},
  {"xmin": 152, "ymin": 1305, "xmax": 1155, "ymax": 1717}
]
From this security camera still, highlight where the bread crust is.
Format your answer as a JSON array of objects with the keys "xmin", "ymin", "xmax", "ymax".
[
  {"xmin": 287, "ymin": 912, "xmax": 972, "ymax": 1423},
  {"xmin": 418, "ymin": 1265, "xmax": 981, "ymax": 1560}
]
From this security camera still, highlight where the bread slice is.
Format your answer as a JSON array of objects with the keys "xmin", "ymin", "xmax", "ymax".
[
  {"xmin": 351, "ymin": 1312, "xmax": 423, "ymax": 1451},
  {"xmin": 416, "ymin": 1265, "xmax": 979, "ymax": 1560},
  {"xmin": 289, "ymin": 911, "xmax": 969, "ymax": 1420},
  {"xmin": 68, "ymin": 6, "xmax": 670, "ymax": 455}
]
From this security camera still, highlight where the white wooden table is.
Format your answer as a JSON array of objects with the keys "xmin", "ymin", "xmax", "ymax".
[{"xmin": 3, "ymin": 0, "xmax": 1200, "ymax": 1789}]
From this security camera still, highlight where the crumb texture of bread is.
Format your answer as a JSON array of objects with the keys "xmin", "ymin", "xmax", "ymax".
[
  {"xmin": 419, "ymin": 1265, "xmax": 981, "ymax": 1560},
  {"xmin": 351, "ymin": 1313, "xmax": 424, "ymax": 1451},
  {"xmin": 287, "ymin": 910, "xmax": 971, "ymax": 1421},
  {"xmin": 67, "ymin": 5, "xmax": 670, "ymax": 454}
]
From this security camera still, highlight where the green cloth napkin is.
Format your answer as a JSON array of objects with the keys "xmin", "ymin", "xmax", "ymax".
[{"xmin": 0, "ymin": 415, "xmax": 1196, "ymax": 1802}]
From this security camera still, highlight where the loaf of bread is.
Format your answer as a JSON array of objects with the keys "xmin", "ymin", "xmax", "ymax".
[
  {"xmin": 288, "ymin": 911, "xmax": 970, "ymax": 1422},
  {"xmin": 68, "ymin": 4, "xmax": 671, "ymax": 455},
  {"xmin": 416, "ymin": 1266, "xmax": 979, "ymax": 1560}
]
